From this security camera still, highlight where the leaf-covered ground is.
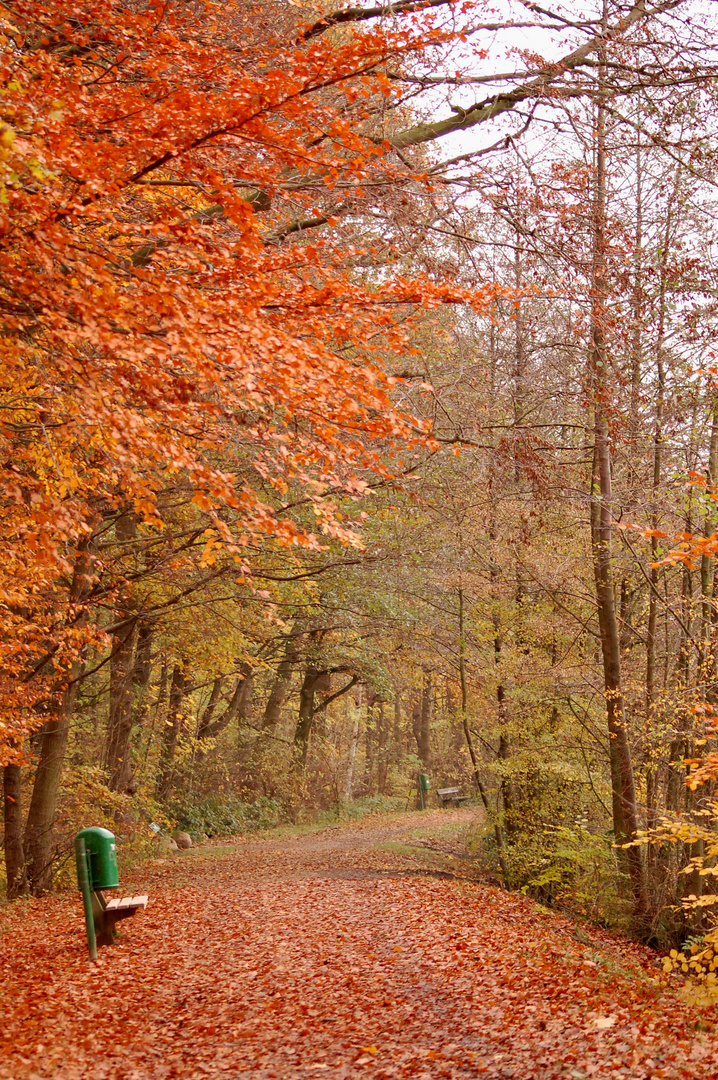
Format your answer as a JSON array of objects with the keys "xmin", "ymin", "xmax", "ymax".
[{"xmin": 2, "ymin": 810, "xmax": 717, "ymax": 1079}]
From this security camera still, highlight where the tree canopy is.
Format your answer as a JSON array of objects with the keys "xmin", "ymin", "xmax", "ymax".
[{"xmin": 5, "ymin": 0, "xmax": 718, "ymax": 976}]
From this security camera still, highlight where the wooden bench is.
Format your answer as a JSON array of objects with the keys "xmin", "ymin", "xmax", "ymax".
[
  {"xmin": 92, "ymin": 892, "xmax": 148, "ymax": 946},
  {"xmin": 437, "ymin": 787, "xmax": 469, "ymax": 807}
]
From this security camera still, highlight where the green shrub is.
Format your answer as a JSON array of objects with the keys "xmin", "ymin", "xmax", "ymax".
[
  {"xmin": 52, "ymin": 766, "xmax": 171, "ymax": 888},
  {"xmin": 341, "ymin": 794, "xmax": 405, "ymax": 819},
  {"xmin": 519, "ymin": 824, "xmax": 630, "ymax": 926},
  {"xmin": 469, "ymin": 819, "xmax": 630, "ymax": 930},
  {"xmin": 168, "ymin": 793, "xmax": 285, "ymax": 839}
]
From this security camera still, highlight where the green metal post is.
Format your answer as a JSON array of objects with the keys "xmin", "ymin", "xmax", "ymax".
[{"xmin": 75, "ymin": 836, "xmax": 97, "ymax": 961}]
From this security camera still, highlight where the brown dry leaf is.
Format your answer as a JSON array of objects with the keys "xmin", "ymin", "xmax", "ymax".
[{"xmin": 592, "ymin": 1016, "xmax": 617, "ymax": 1030}]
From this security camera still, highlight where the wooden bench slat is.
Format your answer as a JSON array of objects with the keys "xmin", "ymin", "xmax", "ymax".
[
  {"xmin": 437, "ymin": 786, "xmax": 469, "ymax": 806},
  {"xmin": 106, "ymin": 895, "xmax": 148, "ymax": 911}
]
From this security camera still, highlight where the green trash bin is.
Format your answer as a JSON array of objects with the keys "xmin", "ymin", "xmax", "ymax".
[
  {"xmin": 418, "ymin": 772, "xmax": 431, "ymax": 810},
  {"xmin": 75, "ymin": 827, "xmax": 119, "ymax": 961},
  {"xmin": 75, "ymin": 826, "xmax": 119, "ymax": 890},
  {"xmin": 75, "ymin": 826, "xmax": 148, "ymax": 961}
]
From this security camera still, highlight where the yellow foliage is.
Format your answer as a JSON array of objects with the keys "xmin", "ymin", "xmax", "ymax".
[{"xmin": 663, "ymin": 927, "xmax": 718, "ymax": 998}]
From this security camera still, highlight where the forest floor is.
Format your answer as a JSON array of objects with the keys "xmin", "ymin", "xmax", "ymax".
[{"xmin": 2, "ymin": 808, "xmax": 718, "ymax": 1079}]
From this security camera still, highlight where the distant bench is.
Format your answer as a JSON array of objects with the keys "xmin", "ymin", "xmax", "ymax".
[{"xmin": 437, "ymin": 787, "xmax": 469, "ymax": 807}]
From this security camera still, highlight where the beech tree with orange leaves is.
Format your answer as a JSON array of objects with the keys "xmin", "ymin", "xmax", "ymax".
[
  {"xmin": 4, "ymin": 0, "xmax": 717, "ymax": 933},
  {"xmin": 0, "ymin": 0, "xmax": 505, "ymax": 891}
]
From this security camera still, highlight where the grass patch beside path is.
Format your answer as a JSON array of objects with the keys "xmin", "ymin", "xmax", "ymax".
[{"xmin": 375, "ymin": 840, "xmax": 473, "ymax": 878}]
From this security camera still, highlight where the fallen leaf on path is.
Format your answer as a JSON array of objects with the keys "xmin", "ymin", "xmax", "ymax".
[{"xmin": 592, "ymin": 1016, "xmax": 617, "ymax": 1030}]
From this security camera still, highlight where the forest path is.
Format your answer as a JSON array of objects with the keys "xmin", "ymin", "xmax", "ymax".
[{"xmin": 2, "ymin": 809, "xmax": 717, "ymax": 1080}]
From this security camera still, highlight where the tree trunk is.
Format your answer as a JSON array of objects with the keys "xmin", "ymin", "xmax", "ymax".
[
  {"xmin": 364, "ymin": 689, "xmax": 375, "ymax": 793},
  {"xmin": 142, "ymin": 657, "xmax": 167, "ymax": 774},
  {"xmin": 393, "ymin": 692, "xmax": 403, "ymax": 755},
  {"xmin": 458, "ymin": 587, "xmax": 483, "ymax": 796},
  {"xmin": 106, "ymin": 622, "xmax": 153, "ymax": 793},
  {"xmin": 23, "ymin": 538, "xmax": 95, "ymax": 895},
  {"xmin": 103, "ymin": 510, "xmax": 143, "ymax": 791},
  {"xmin": 644, "ymin": 182, "xmax": 675, "ymax": 857},
  {"xmin": 375, "ymin": 701, "xmax": 388, "ymax": 795},
  {"xmin": 156, "ymin": 662, "xmax": 186, "ymax": 802},
  {"xmin": 415, "ymin": 672, "xmax": 432, "ymax": 770},
  {"xmin": 411, "ymin": 694, "xmax": 421, "ymax": 761},
  {"xmin": 493, "ymin": 578, "xmax": 513, "ymax": 831},
  {"xmin": 344, "ymin": 686, "xmax": 361, "ymax": 801},
  {"xmin": 589, "ymin": 53, "xmax": 646, "ymax": 918},
  {"xmin": 236, "ymin": 674, "xmax": 254, "ymax": 741},
  {"xmin": 200, "ymin": 667, "xmax": 253, "ymax": 742},
  {"xmin": 294, "ymin": 666, "xmax": 329, "ymax": 765},
  {"xmin": 103, "ymin": 620, "xmax": 136, "ymax": 788},
  {"xmin": 700, "ymin": 403, "xmax": 718, "ymax": 679},
  {"xmin": 645, "ymin": 344, "xmax": 665, "ymax": 795},
  {"xmin": 197, "ymin": 677, "xmax": 225, "ymax": 740},
  {"xmin": 3, "ymin": 761, "xmax": 26, "ymax": 898},
  {"xmin": 458, "ymin": 587, "xmax": 509, "ymax": 881},
  {"xmin": 262, "ymin": 630, "xmax": 301, "ymax": 729}
]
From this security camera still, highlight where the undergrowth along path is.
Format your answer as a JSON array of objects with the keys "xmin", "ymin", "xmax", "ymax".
[{"xmin": 2, "ymin": 809, "xmax": 717, "ymax": 1079}]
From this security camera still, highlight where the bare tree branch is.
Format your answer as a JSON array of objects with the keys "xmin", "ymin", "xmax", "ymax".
[{"xmin": 387, "ymin": 0, "xmax": 687, "ymax": 150}]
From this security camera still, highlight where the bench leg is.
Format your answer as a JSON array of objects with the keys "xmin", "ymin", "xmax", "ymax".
[{"xmin": 91, "ymin": 891, "xmax": 116, "ymax": 948}]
